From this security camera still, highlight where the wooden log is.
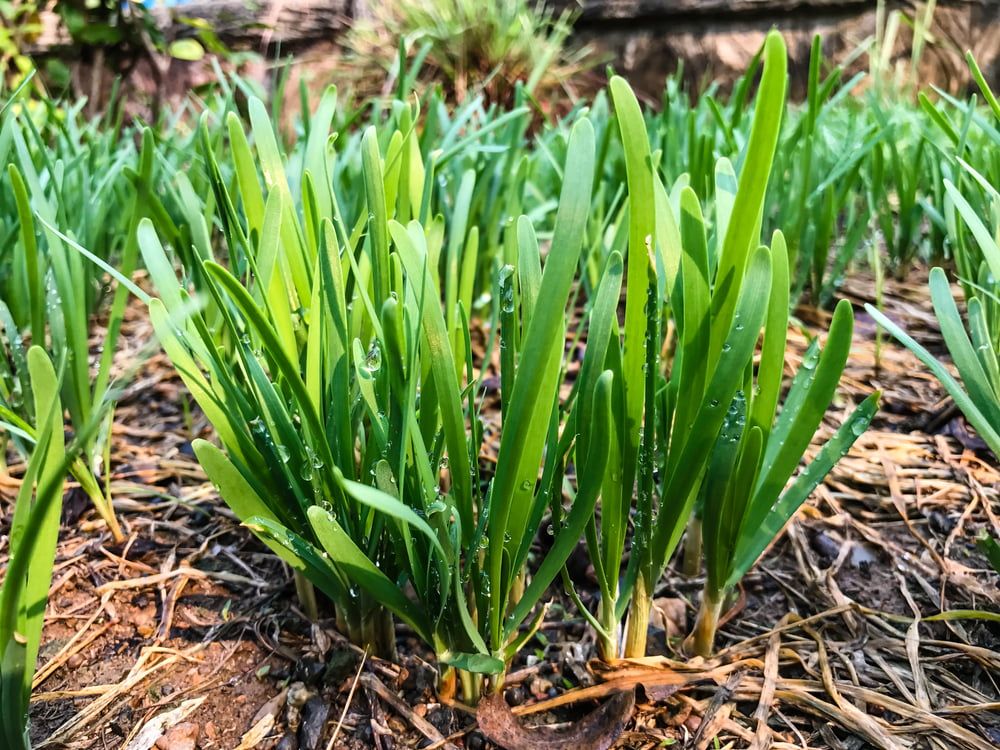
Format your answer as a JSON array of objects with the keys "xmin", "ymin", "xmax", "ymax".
[
  {"xmin": 31, "ymin": 0, "xmax": 353, "ymax": 51},
  {"xmin": 552, "ymin": 0, "xmax": 971, "ymax": 22},
  {"xmin": 152, "ymin": 0, "xmax": 352, "ymax": 46},
  {"xmin": 571, "ymin": 0, "xmax": 999, "ymax": 98}
]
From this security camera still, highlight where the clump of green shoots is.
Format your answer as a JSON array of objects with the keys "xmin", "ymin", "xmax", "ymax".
[
  {"xmin": 688, "ymin": 290, "xmax": 879, "ymax": 655},
  {"xmin": 869, "ymin": 53, "xmax": 1000, "ymax": 460},
  {"xmin": 341, "ymin": 0, "xmax": 588, "ymax": 107},
  {"xmin": 129, "ymin": 84, "xmax": 614, "ymax": 701},
  {"xmin": 0, "ymin": 349, "xmax": 69, "ymax": 748},
  {"xmin": 575, "ymin": 32, "xmax": 878, "ymax": 659},
  {"xmin": 0, "ymin": 93, "xmax": 167, "ymax": 542},
  {"xmin": 64, "ymin": 28, "xmax": 886, "ymax": 691}
]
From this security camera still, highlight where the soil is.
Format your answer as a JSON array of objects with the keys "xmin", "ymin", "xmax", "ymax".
[{"xmin": 4, "ymin": 268, "xmax": 998, "ymax": 750}]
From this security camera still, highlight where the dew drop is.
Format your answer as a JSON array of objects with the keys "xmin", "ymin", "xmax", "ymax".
[
  {"xmin": 801, "ymin": 347, "xmax": 819, "ymax": 371},
  {"xmin": 365, "ymin": 341, "xmax": 382, "ymax": 372}
]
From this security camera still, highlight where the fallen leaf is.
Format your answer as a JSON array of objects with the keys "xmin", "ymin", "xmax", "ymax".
[
  {"xmin": 639, "ymin": 680, "xmax": 683, "ymax": 703},
  {"xmin": 236, "ymin": 691, "xmax": 287, "ymax": 750},
  {"xmin": 477, "ymin": 689, "xmax": 635, "ymax": 750},
  {"xmin": 234, "ymin": 714, "xmax": 275, "ymax": 750},
  {"xmin": 250, "ymin": 688, "xmax": 288, "ymax": 727},
  {"xmin": 649, "ymin": 597, "xmax": 687, "ymax": 638}
]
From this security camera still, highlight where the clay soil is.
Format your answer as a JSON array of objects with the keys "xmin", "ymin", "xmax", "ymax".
[{"xmin": 6, "ymin": 267, "xmax": 999, "ymax": 750}]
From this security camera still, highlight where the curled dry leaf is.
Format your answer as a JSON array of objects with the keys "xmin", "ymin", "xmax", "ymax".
[
  {"xmin": 650, "ymin": 597, "xmax": 687, "ymax": 639},
  {"xmin": 236, "ymin": 689, "xmax": 288, "ymax": 750},
  {"xmin": 234, "ymin": 715, "xmax": 276, "ymax": 750},
  {"xmin": 477, "ymin": 688, "xmax": 635, "ymax": 750}
]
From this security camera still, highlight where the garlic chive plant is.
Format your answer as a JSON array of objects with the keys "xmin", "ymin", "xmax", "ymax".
[
  {"xmin": 769, "ymin": 35, "xmax": 875, "ymax": 305},
  {"xmin": 688, "ymin": 281, "xmax": 879, "ymax": 656},
  {"xmin": 43, "ymin": 26, "xmax": 885, "ymax": 690},
  {"xmin": 869, "ymin": 53, "xmax": 1000, "ymax": 459},
  {"xmin": 134, "ymin": 84, "xmax": 610, "ymax": 699},
  {"xmin": 0, "ymin": 347, "xmax": 112, "ymax": 746},
  {"xmin": 0, "ymin": 349, "xmax": 67, "ymax": 749},
  {"xmin": 0, "ymin": 99, "xmax": 165, "ymax": 542},
  {"xmin": 619, "ymin": 32, "xmax": 790, "ymax": 659},
  {"xmin": 575, "ymin": 32, "xmax": 878, "ymax": 659}
]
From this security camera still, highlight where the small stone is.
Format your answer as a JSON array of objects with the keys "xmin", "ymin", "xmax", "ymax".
[
  {"xmin": 528, "ymin": 677, "xmax": 553, "ymax": 699},
  {"xmin": 154, "ymin": 722, "xmax": 199, "ymax": 750},
  {"xmin": 135, "ymin": 612, "xmax": 157, "ymax": 637},
  {"xmin": 504, "ymin": 685, "xmax": 526, "ymax": 706},
  {"xmin": 294, "ymin": 659, "xmax": 325, "ymax": 685},
  {"xmin": 287, "ymin": 681, "xmax": 312, "ymax": 708},
  {"xmin": 298, "ymin": 696, "xmax": 329, "ymax": 750},
  {"xmin": 427, "ymin": 706, "xmax": 453, "ymax": 735},
  {"xmin": 324, "ymin": 649, "xmax": 357, "ymax": 684}
]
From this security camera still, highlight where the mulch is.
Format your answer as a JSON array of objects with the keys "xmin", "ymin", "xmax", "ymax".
[{"xmin": 2, "ymin": 267, "xmax": 997, "ymax": 750}]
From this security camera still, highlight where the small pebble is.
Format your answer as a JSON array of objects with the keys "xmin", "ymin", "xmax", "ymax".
[
  {"xmin": 287, "ymin": 681, "xmax": 313, "ymax": 708},
  {"xmin": 154, "ymin": 722, "xmax": 199, "ymax": 750},
  {"xmin": 504, "ymin": 685, "xmax": 526, "ymax": 706},
  {"xmin": 529, "ymin": 676, "xmax": 553, "ymax": 699},
  {"xmin": 298, "ymin": 696, "xmax": 329, "ymax": 750}
]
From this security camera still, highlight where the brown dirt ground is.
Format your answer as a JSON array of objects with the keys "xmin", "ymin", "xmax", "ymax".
[{"xmin": 3, "ymin": 268, "xmax": 998, "ymax": 749}]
